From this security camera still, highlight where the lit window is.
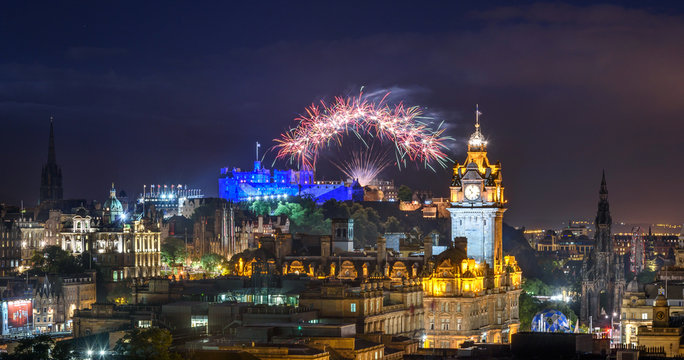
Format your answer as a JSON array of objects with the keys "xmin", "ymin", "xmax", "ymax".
[
  {"xmin": 642, "ymin": 313, "xmax": 648, "ymax": 320},
  {"xmin": 351, "ymin": 303, "xmax": 356, "ymax": 313},
  {"xmin": 191, "ymin": 315, "xmax": 208, "ymax": 327}
]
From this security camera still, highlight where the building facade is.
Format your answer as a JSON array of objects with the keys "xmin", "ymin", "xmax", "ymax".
[{"xmin": 60, "ymin": 186, "xmax": 162, "ymax": 280}]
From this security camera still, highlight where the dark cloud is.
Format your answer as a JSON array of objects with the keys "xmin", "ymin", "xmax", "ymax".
[{"xmin": 0, "ymin": 2, "xmax": 682, "ymax": 227}]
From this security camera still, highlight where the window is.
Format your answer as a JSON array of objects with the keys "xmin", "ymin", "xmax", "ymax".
[
  {"xmin": 138, "ymin": 320, "xmax": 151, "ymax": 328},
  {"xmin": 191, "ymin": 315, "xmax": 208, "ymax": 328},
  {"xmin": 441, "ymin": 318, "xmax": 450, "ymax": 330},
  {"xmin": 642, "ymin": 313, "xmax": 648, "ymax": 320},
  {"xmin": 457, "ymin": 318, "xmax": 462, "ymax": 330},
  {"xmin": 351, "ymin": 303, "xmax": 356, "ymax": 313}
]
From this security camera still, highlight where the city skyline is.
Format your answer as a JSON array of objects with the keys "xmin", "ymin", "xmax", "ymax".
[{"xmin": 2, "ymin": 2, "xmax": 684, "ymax": 227}]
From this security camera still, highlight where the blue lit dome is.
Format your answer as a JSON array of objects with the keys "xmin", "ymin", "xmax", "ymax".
[{"xmin": 531, "ymin": 309, "xmax": 572, "ymax": 333}]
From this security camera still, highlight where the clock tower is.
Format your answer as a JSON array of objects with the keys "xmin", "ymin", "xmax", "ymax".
[
  {"xmin": 448, "ymin": 106, "xmax": 506, "ymax": 272},
  {"xmin": 653, "ymin": 287, "xmax": 669, "ymax": 328}
]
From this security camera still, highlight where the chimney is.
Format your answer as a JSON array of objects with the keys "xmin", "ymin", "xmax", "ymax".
[
  {"xmin": 320, "ymin": 236, "xmax": 331, "ymax": 263},
  {"xmin": 454, "ymin": 236, "xmax": 468, "ymax": 254},
  {"xmin": 424, "ymin": 235, "xmax": 433, "ymax": 260},
  {"xmin": 377, "ymin": 236, "xmax": 387, "ymax": 265}
]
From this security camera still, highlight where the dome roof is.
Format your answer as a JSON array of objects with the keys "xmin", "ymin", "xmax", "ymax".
[
  {"xmin": 531, "ymin": 309, "xmax": 572, "ymax": 333},
  {"xmin": 104, "ymin": 183, "xmax": 123, "ymax": 224},
  {"xmin": 104, "ymin": 197, "xmax": 123, "ymax": 212}
]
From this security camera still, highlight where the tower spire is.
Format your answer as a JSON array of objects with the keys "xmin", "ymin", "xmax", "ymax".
[
  {"xmin": 600, "ymin": 169, "xmax": 608, "ymax": 196},
  {"xmin": 595, "ymin": 171, "xmax": 612, "ymax": 251},
  {"xmin": 40, "ymin": 116, "xmax": 63, "ymax": 203},
  {"xmin": 48, "ymin": 116, "xmax": 56, "ymax": 165},
  {"xmin": 468, "ymin": 105, "xmax": 487, "ymax": 151}
]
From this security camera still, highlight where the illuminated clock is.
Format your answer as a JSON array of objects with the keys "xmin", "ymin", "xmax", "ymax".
[
  {"xmin": 656, "ymin": 311, "xmax": 665, "ymax": 320},
  {"xmin": 464, "ymin": 184, "xmax": 481, "ymax": 200}
]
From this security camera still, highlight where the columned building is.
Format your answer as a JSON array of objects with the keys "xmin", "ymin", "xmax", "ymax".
[
  {"xmin": 423, "ymin": 108, "xmax": 522, "ymax": 348},
  {"xmin": 60, "ymin": 185, "xmax": 161, "ymax": 280}
]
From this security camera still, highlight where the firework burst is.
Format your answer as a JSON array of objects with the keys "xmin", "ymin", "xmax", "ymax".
[
  {"xmin": 332, "ymin": 145, "xmax": 392, "ymax": 186},
  {"xmin": 273, "ymin": 92, "xmax": 450, "ymax": 170}
]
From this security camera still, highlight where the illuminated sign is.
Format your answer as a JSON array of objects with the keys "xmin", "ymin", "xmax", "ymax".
[{"xmin": 5, "ymin": 300, "xmax": 32, "ymax": 329}]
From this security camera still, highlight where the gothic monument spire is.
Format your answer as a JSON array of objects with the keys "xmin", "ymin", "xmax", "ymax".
[{"xmin": 39, "ymin": 116, "xmax": 63, "ymax": 203}]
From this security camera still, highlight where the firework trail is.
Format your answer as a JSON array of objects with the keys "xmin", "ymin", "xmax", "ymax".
[
  {"xmin": 273, "ymin": 92, "xmax": 451, "ymax": 170},
  {"xmin": 333, "ymin": 145, "xmax": 392, "ymax": 186}
]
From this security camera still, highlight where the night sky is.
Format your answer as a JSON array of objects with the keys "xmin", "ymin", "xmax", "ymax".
[{"xmin": 1, "ymin": 1, "xmax": 683, "ymax": 228}]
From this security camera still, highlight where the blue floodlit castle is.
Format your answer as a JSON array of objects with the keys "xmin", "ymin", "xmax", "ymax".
[{"xmin": 219, "ymin": 161, "xmax": 363, "ymax": 203}]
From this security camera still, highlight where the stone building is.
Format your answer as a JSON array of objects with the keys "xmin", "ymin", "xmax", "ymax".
[
  {"xmin": 0, "ymin": 220, "xmax": 23, "ymax": 275},
  {"xmin": 16, "ymin": 217, "xmax": 46, "ymax": 269},
  {"xmin": 299, "ymin": 278, "xmax": 424, "ymax": 337},
  {"xmin": 637, "ymin": 287, "xmax": 684, "ymax": 357},
  {"xmin": 72, "ymin": 303, "xmax": 156, "ymax": 337},
  {"xmin": 621, "ymin": 280, "xmax": 684, "ymax": 346},
  {"xmin": 59, "ymin": 185, "xmax": 161, "ymax": 280}
]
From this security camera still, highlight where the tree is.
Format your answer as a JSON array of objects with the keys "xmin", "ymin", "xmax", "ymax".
[
  {"xmin": 518, "ymin": 292, "xmax": 540, "ymax": 331},
  {"xmin": 351, "ymin": 207, "xmax": 380, "ymax": 249},
  {"xmin": 274, "ymin": 202, "xmax": 330, "ymax": 235},
  {"xmin": 383, "ymin": 216, "xmax": 403, "ymax": 233},
  {"xmin": 106, "ymin": 281, "xmax": 132, "ymax": 304},
  {"xmin": 523, "ymin": 277, "xmax": 552, "ymax": 296},
  {"xmin": 637, "ymin": 270, "xmax": 656, "ymax": 284},
  {"xmin": 397, "ymin": 185, "xmax": 412, "ymax": 202},
  {"xmin": 321, "ymin": 199, "xmax": 351, "ymax": 219},
  {"xmin": 0, "ymin": 335, "xmax": 74, "ymax": 360},
  {"xmin": 160, "ymin": 238, "xmax": 187, "ymax": 266},
  {"xmin": 200, "ymin": 253, "xmax": 226, "ymax": 274},
  {"xmin": 28, "ymin": 245, "xmax": 84, "ymax": 275},
  {"xmin": 249, "ymin": 200, "xmax": 274, "ymax": 216},
  {"xmin": 114, "ymin": 328, "xmax": 182, "ymax": 360}
]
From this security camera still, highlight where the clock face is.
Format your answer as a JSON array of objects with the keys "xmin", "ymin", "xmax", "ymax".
[
  {"xmin": 656, "ymin": 311, "xmax": 665, "ymax": 320},
  {"xmin": 464, "ymin": 184, "xmax": 481, "ymax": 200}
]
